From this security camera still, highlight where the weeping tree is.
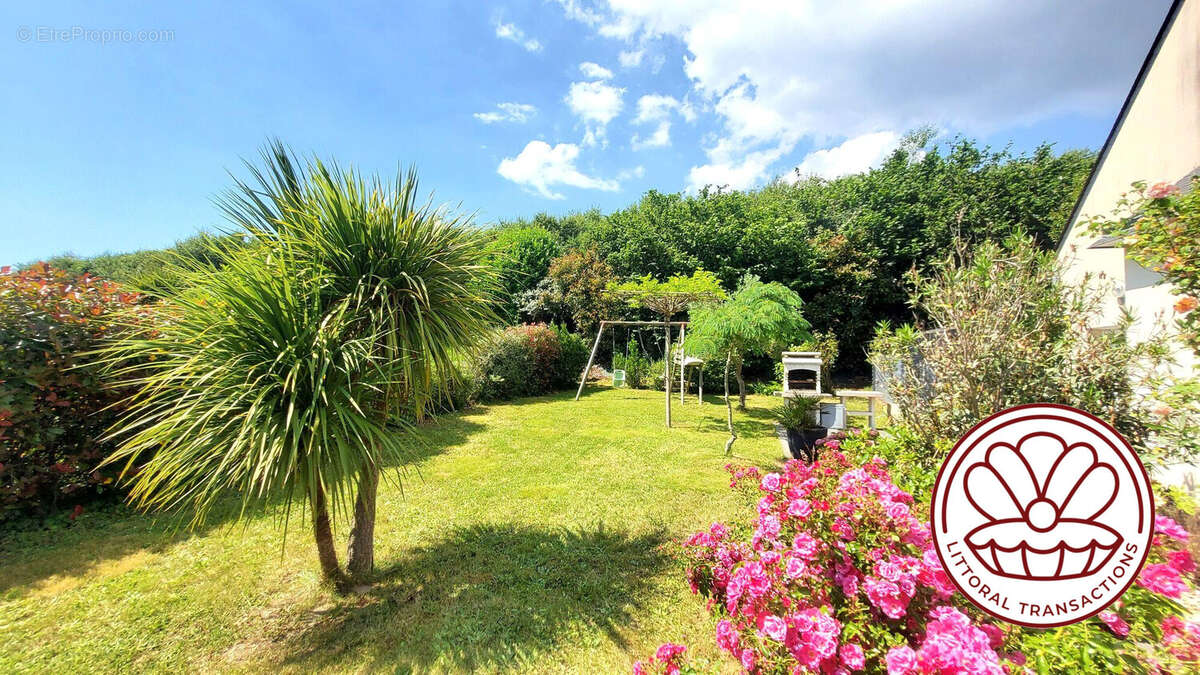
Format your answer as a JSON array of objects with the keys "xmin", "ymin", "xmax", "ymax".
[
  {"xmin": 686, "ymin": 275, "xmax": 811, "ymax": 453},
  {"xmin": 99, "ymin": 142, "xmax": 498, "ymax": 591},
  {"xmin": 610, "ymin": 270, "xmax": 724, "ymax": 427}
]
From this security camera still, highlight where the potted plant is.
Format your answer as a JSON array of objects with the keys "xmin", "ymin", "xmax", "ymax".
[{"xmin": 775, "ymin": 395, "xmax": 827, "ymax": 462}]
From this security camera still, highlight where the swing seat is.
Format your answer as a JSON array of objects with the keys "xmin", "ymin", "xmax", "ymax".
[{"xmin": 612, "ymin": 369, "xmax": 626, "ymax": 388}]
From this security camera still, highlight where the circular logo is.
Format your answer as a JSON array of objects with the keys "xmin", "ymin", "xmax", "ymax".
[{"xmin": 930, "ymin": 404, "xmax": 1154, "ymax": 627}]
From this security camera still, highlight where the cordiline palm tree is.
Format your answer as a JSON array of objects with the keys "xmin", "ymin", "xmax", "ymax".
[{"xmin": 101, "ymin": 143, "xmax": 497, "ymax": 590}]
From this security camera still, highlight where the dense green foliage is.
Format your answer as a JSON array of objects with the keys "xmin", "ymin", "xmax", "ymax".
[
  {"xmin": 518, "ymin": 248, "xmax": 620, "ymax": 334},
  {"xmin": 613, "ymin": 338, "xmax": 655, "ymax": 390},
  {"xmin": 39, "ymin": 232, "xmax": 245, "ymax": 294},
  {"xmin": 0, "ymin": 264, "xmax": 151, "ymax": 521},
  {"xmin": 99, "ymin": 144, "xmax": 498, "ymax": 587},
  {"xmin": 472, "ymin": 323, "xmax": 589, "ymax": 401},
  {"xmin": 870, "ymin": 233, "xmax": 1179, "ymax": 465},
  {"xmin": 686, "ymin": 275, "xmax": 812, "ymax": 407},
  {"xmin": 487, "ymin": 225, "xmax": 562, "ymax": 323},
  {"xmin": 507, "ymin": 135, "xmax": 1092, "ymax": 368}
]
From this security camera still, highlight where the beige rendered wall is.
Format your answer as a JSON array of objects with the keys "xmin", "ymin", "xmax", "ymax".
[{"xmin": 1058, "ymin": 0, "xmax": 1200, "ymax": 373}]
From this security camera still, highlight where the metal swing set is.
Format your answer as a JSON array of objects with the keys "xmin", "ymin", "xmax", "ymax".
[{"xmin": 573, "ymin": 320, "xmax": 707, "ymax": 413}]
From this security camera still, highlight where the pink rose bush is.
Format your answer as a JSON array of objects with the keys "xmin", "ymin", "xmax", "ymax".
[
  {"xmin": 676, "ymin": 441, "xmax": 1013, "ymax": 673},
  {"xmin": 634, "ymin": 643, "xmax": 691, "ymax": 675},
  {"xmin": 635, "ymin": 430, "xmax": 1200, "ymax": 674}
]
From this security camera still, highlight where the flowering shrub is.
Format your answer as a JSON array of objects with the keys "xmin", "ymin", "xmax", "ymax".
[
  {"xmin": 0, "ymin": 263, "xmax": 150, "ymax": 521},
  {"xmin": 634, "ymin": 643, "xmax": 695, "ymax": 675},
  {"xmin": 662, "ymin": 431, "xmax": 1200, "ymax": 674},
  {"xmin": 472, "ymin": 323, "xmax": 588, "ymax": 401}
]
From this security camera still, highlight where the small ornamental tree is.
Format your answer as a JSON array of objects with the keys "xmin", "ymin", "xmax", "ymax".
[
  {"xmin": 101, "ymin": 143, "xmax": 498, "ymax": 591},
  {"xmin": 611, "ymin": 270, "xmax": 725, "ymax": 427},
  {"xmin": 547, "ymin": 248, "xmax": 620, "ymax": 334},
  {"xmin": 686, "ymin": 276, "xmax": 812, "ymax": 453}
]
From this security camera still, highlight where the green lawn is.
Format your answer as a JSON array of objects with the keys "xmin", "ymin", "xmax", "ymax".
[{"xmin": 0, "ymin": 388, "xmax": 785, "ymax": 673}]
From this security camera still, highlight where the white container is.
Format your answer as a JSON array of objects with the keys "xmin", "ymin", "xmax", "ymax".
[{"xmin": 819, "ymin": 402, "xmax": 845, "ymax": 429}]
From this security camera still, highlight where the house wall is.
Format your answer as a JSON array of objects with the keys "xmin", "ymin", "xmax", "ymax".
[{"xmin": 1057, "ymin": 0, "xmax": 1199, "ymax": 373}]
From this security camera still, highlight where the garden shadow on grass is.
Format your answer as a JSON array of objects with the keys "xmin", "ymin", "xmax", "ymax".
[
  {"xmin": 689, "ymin": 395, "xmax": 778, "ymax": 437},
  {"xmin": 0, "ymin": 415, "xmax": 487, "ymax": 601},
  {"xmin": 276, "ymin": 522, "xmax": 668, "ymax": 672}
]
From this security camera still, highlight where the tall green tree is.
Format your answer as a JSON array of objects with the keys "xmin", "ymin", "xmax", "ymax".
[
  {"xmin": 686, "ymin": 276, "xmax": 811, "ymax": 452},
  {"xmin": 101, "ymin": 143, "xmax": 498, "ymax": 590},
  {"xmin": 487, "ymin": 225, "xmax": 561, "ymax": 323}
]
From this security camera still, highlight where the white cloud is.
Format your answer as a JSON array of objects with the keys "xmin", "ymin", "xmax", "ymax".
[
  {"xmin": 559, "ymin": 0, "xmax": 1171, "ymax": 188},
  {"xmin": 495, "ymin": 20, "xmax": 542, "ymax": 52},
  {"xmin": 474, "ymin": 102, "xmax": 538, "ymax": 124},
  {"xmin": 632, "ymin": 124, "xmax": 670, "ymax": 150},
  {"xmin": 792, "ymin": 131, "xmax": 900, "ymax": 179},
  {"xmin": 630, "ymin": 94, "xmax": 695, "ymax": 150},
  {"xmin": 565, "ymin": 80, "xmax": 625, "ymax": 146},
  {"xmin": 497, "ymin": 140, "xmax": 620, "ymax": 199},
  {"xmin": 617, "ymin": 165, "xmax": 646, "ymax": 181},
  {"xmin": 618, "ymin": 49, "xmax": 644, "ymax": 68},
  {"xmin": 687, "ymin": 138, "xmax": 792, "ymax": 191},
  {"xmin": 579, "ymin": 61, "xmax": 614, "ymax": 80}
]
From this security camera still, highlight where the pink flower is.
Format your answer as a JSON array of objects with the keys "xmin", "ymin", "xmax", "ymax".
[
  {"xmin": 762, "ymin": 614, "xmax": 788, "ymax": 641},
  {"xmin": 787, "ymin": 498, "xmax": 813, "ymax": 519},
  {"xmin": 793, "ymin": 532, "xmax": 819, "ymax": 560},
  {"xmin": 740, "ymin": 647, "xmax": 756, "ymax": 671},
  {"xmin": 886, "ymin": 501, "xmax": 910, "ymax": 520},
  {"xmin": 1148, "ymin": 182, "xmax": 1182, "ymax": 199},
  {"xmin": 1155, "ymin": 515, "xmax": 1189, "ymax": 542},
  {"xmin": 757, "ymin": 514, "xmax": 781, "ymax": 542},
  {"xmin": 655, "ymin": 642, "xmax": 686, "ymax": 662},
  {"xmin": 865, "ymin": 577, "xmax": 911, "ymax": 618},
  {"xmin": 1099, "ymin": 611, "xmax": 1130, "ymax": 637},
  {"xmin": 831, "ymin": 518, "xmax": 855, "ymax": 541},
  {"xmin": 840, "ymin": 643, "xmax": 865, "ymax": 670},
  {"xmin": 1169, "ymin": 550, "xmax": 1196, "ymax": 574},
  {"xmin": 885, "ymin": 646, "xmax": 917, "ymax": 674},
  {"xmin": 785, "ymin": 555, "xmax": 808, "ymax": 579},
  {"xmin": 980, "ymin": 623, "xmax": 1003, "ymax": 649},
  {"xmin": 1139, "ymin": 562, "xmax": 1188, "ymax": 598},
  {"xmin": 761, "ymin": 472, "xmax": 782, "ymax": 492},
  {"xmin": 632, "ymin": 661, "xmax": 647, "ymax": 675},
  {"xmin": 715, "ymin": 619, "xmax": 739, "ymax": 652},
  {"xmin": 710, "ymin": 522, "xmax": 729, "ymax": 540}
]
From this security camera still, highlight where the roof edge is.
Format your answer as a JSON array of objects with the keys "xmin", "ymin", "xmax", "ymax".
[{"xmin": 1055, "ymin": 0, "xmax": 1187, "ymax": 253}]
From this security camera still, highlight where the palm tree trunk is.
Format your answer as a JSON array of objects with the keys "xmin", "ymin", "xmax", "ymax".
[
  {"xmin": 312, "ymin": 485, "xmax": 348, "ymax": 592},
  {"xmin": 723, "ymin": 352, "xmax": 737, "ymax": 455},
  {"xmin": 735, "ymin": 360, "xmax": 746, "ymax": 409},
  {"xmin": 346, "ymin": 465, "xmax": 379, "ymax": 582}
]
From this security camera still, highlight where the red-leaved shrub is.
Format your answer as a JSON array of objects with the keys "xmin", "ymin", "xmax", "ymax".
[{"xmin": 0, "ymin": 263, "xmax": 149, "ymax": 521}]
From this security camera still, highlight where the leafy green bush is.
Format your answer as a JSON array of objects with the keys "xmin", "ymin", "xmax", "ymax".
[
  {"xmin": 613, "ymin": 338, "xmax": 654, "ymax": 389},
  {"xmin": 551, "ymin": 324, "xmax": 589, "ymax": 389},
  {"xmin": 487, "ymin": 226, "xmax": 562, "ymax": 323},
  {"xmin": 774, "ymin": 396, "xmax": 821, "ymax": 431},
  {"xmin": 0, "ymin": 264, "xmax": 151, "ymax": 521},
  {"xmin": 473, "ymin": 323, "xmax": 588, "ymax": 401},
  {"xmin": 870, "ymin": 234, "xmax": 1173, "ymax": 464}
]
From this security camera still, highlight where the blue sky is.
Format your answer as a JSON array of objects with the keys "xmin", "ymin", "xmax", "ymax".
[{"xmin": 0, "ymin": 0, "xmax": 1175, "ymax": 265}]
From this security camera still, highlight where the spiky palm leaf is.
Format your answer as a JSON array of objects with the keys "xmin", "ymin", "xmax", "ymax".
[{"xmin": 100, "ymin": 143, "xmax": 499, "ymax": 538}]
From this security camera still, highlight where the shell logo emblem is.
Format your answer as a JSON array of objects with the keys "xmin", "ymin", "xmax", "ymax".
[{"xmin": 931, "ymin": 404, "xmax": 1154, "ymax": 627}]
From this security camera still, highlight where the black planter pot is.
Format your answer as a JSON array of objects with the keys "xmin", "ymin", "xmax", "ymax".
[{"xmin": 786, "ymin": 427, "xmax": 828, "ymax": 462}]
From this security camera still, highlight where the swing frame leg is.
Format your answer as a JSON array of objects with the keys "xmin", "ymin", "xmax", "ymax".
[{"xmin": 575, "ymin": 322, "xmax": 607, "ymax": 401}]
